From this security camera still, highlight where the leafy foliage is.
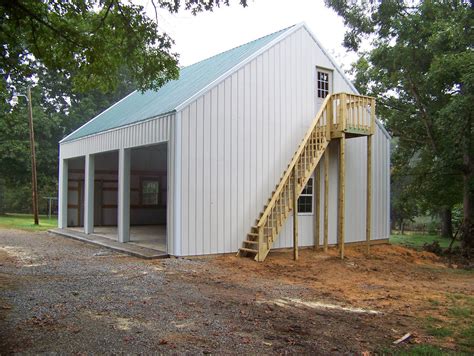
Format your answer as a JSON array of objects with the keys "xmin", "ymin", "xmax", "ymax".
[
  {"xmin": 0, "ymin": 0, "xmax": 247, "ymax": 214},
  {"xmin": 327, "ymin": 0, "xmax": 474, "ymax": 249}
]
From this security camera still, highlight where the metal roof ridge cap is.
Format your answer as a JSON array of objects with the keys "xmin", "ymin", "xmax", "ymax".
[
  {"xmin": 174, "ymin": 23, "xmax": 302, "ymax": 112},
  {"xmin": 60, "ymin": 110, "xmax": 175, "ymax": 145},
  {"xmin": 59, "ymin": 89, "xmax": 138, "ymax": 143}
]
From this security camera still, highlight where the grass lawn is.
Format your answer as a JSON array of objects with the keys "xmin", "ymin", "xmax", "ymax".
[
  {"xmin": 0, "ymin": 213, "xmax": 57, "ymax": 231},
  {"xmin": 390, "ymin": 233, "xmax": 460, "ymax": 250}
]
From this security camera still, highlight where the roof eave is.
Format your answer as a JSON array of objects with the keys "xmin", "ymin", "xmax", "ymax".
[
  {"xmin": 60, "ymin": 110, "xmax": 176, "ymax": 145},
  {"xmin": 59, "ymin": 89, "xmax": 138, "ymax": 144}
]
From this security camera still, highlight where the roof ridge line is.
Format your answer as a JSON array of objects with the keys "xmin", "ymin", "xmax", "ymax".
[
  {"xmin": 174, "ymin": 23, "xmax": 302, "ymax": 112},
  {"xmin": 181, "ymin": 24, "xmax": 297, "ymax": 70}
]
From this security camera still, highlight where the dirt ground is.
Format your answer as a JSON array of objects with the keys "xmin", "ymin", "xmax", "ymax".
[{"xmin": 0, "ymin": 229, "xmax": 473, "ymax": 354}]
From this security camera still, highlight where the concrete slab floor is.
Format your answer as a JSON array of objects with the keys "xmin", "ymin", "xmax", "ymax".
[
  {"xmin": 69, "ymin": 225, "xmax": 167, "ymax": 252},
  {"xmin": 49, "ymin": 228, "xmax": 168, "ymax": 259}
]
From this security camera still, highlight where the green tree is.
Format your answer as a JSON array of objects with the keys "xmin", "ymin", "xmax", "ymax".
[
  {"xmin": 0, "ymin": 0, "xmax": 248, "ymax": 95},
  {"xmin": 0, "ymin": 0, "xmax": 248, "ymax": 214},
  {"xmin": 326, "ymin": 0, "xmax": 473, "ymax": 250}
]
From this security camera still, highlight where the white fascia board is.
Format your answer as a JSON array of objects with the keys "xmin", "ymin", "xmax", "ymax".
[
  {"xmin": 174, "ymin": 23, "xmax": 304, "ymax": 112},
  {"xmin": 59, "ymin": 89, "xmax": 138, "ymax": 143}
]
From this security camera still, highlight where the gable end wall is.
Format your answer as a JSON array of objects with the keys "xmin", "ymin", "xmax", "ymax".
[{"xmin": 175, "ymin": 27, "xmax": 390, "ymax": 255}]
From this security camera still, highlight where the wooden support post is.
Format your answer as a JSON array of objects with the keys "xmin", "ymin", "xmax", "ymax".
[
  {"xmin": 27, "ymin": 87, "xmax": 39, "ymax": 225},
  {"xmin": 323, "ymin": 150, "xmax": 329, "ymax": 253},
  {"xmin": 370, "ymin": 98, "xmax": 376, "ymax": 134},
  {"xmin": 366, "ymin": 135, "xmax": 373, "ymax": 254},
  {"xmin": 326, "ymin": 96, "xmax": 332, "ymax": 139},
  {"xmin": 314, "ymin": 165, "xmax": 321, "ymax": 250},
  {"xmin": 338, "ymin": 134, "xmax": 346, "ymax": 259},
  {"xmin": 293, "ymin": 169, "xmax": 299, "ymax": 261},
  {"xmin": 257, "ymin": 226, "xmax": 265, "ymax": 262}
]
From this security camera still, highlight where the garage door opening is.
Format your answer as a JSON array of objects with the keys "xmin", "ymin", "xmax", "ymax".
[
  {"xmin": 128, "ymin": 143, "xmax": 168, "ymax": 251},
  {"xmin": 66, "ymin": 156, "xmax": 85, "ymax": 227}
]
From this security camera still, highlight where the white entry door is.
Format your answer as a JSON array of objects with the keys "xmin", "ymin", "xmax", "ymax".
[{"xmin": 315, "ymin": 68, "xmax": 333, "ymax": 111}]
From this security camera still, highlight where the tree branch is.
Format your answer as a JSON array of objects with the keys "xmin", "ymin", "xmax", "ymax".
[
  {"xmin": 90, "ymin": 0, "xmax": 115, "ymax": 34},
  {"xmin": 407, "ymin": 77, "xmax": 439, "ymax": 153},
  {"xmin": 11, "ymin": 1, "xmax": 87, "ymax": 50}
]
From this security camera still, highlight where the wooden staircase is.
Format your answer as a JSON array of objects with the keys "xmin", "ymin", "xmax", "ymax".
[{"xmin": 237, "ymin": 93, "xmax": 376, "ymax": 262}]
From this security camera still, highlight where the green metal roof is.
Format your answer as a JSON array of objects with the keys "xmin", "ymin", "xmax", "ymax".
[{"xmin": 62, "ymin": 25, "xmax": 294, "ymax": 143}]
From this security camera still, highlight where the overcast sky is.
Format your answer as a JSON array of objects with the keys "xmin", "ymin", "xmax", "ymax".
[{"xmin": 139, "ymin": 0, "xmax": 357, "ymax": 72}]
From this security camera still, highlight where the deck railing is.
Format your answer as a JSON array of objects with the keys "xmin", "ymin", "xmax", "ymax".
[
  {"xmin": 330, "ymin": 93, "xmax": 376, "ymax": 135},
  {"xmin": 239, "ymin": 92, "xmax": 376, "ymax": 262}
]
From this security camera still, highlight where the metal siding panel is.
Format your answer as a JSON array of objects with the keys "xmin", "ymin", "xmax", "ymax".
[
  {"xmin": 267, "ymin": 47, "xmax": 276, "ymax": 186},
  {"xmin": 195, "ymin": 97, "xmax": 204, "ymax": 255},
  {"xmin": 244, "ymin": 63, "xmax": 252, "ymax": 246},
  {"xmin": 60, "ymin": 114, "xmax": 173, "ymax": 159},
  {"xmin": 188, "ymin": 102, "xmax": 197, "ymax": 255},
  {"xmin": 202, "ymin": 92, "xmax": 212, "ymax": 254},
  {"xmin": 210, "ymin": 87, "xmax": 219, "ymax": 254},
  {"xmin": 250, "ymin": 59, "xmax": 258, "ymax": 216},
  {"xmin": 256, "ymin": 55, "xmax": 264, "ymax": 216},
  {"xmin": 237, "ymin": 68, "xmax": 245, "ymax": 252},
  {"xmin": 171, "ymin": 27, "xmax": 390, "ymax": 255},
  {"xmin": 224, "ymin": 77, "xmax": 232, "ymax": 253},
  {"xmin": 230, "ymin": 73, "xmax": 239, "ymax": 252},
  {"xmin": 180, "ymin": 107, "xmax": 190, "ymax": 256},
  {"xmin": 167, "ymin": 119, "xmax": 175, "ymax": 255}
]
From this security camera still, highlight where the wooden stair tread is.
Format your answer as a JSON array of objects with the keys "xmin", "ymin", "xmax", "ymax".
[
  {"xmin": 239, "ymin": 247, "xmax": 258, "ymax": 253},
  {"xmin": 243, "ymin": 240, "xmax": 258, "ymax": 244},
  {"xmin": 239, "ymin": 92, "xmax": 375, "ymax": 262}
]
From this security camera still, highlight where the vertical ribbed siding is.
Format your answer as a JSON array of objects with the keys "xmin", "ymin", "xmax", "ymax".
[
  {"xmin": 176, "ymin": 26, "xmax": 390, "ymax": 256},
  {"xmin": 59, "ymin": 114, "xmax": 174, "ymax": 159}
]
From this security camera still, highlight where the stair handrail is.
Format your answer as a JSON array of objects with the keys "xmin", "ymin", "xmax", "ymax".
[{"xmin": 256, "ymin": 93, "xmax": 333, "ymax": 228}]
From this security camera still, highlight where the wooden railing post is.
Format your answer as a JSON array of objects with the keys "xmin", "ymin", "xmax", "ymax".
[
  {"xmin": 257, "ymin": 225, "xmax": 265, "ymax": 262},
  {"xmin": 293, "ymin": 169, "xmax": 299, "ymax": 261},
  {"xmin": 371, "ymin": 98, "xmax": 376, "ymax": 134},
  {"xmin": 326, "ymin": 95, "xmax": 332, "ymax": 139},
  {"xmin": 341, "ymin": 93, "xmax": 347, "ymax": 132},
  {"xmin": 324, "ymin": 150, "xmax": 329, "ymax": 253}
]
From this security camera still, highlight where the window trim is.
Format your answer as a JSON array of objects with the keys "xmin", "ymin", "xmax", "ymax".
[
  {"xmin": 297, "ymin": 177, "xmax": 314, "ymax": 216},
  {"xmin": 140, "ymin": 177, "xmax": 161, "ymax": 207},
  {"xmin": 317, "ymin": 70, "xmax": 330, "ymax": 99}
]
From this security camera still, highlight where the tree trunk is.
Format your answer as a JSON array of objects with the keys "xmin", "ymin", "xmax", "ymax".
[
  {"xmin": 461, "ymin": 156, "xmax": 474, "ymax": 250},
  {"xmin": 440, "ymin": 207, "xmax": 453, "ymax": 239},
  {"xmin": 461, "ymin": 109, "xmax": 473, "ymax": 250}
]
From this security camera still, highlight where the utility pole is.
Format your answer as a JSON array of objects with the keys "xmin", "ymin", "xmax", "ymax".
[
  {"xmin": 27, "ymin": 87, "xmax": 39, "ymax": 225},
  {"xmin": 12, "ymin": 87, "xmax": 39, "ymax": 225}
]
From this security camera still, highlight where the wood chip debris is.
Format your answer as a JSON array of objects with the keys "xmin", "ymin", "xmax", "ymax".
[{"xmin": 393, "ymin": 333, "xmax": 411, "ymax": 344}]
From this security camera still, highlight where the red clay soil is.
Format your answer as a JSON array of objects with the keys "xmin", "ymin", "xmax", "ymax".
[
  {"xmin": 197, "ymin": 244, "xmax": 474, "ymax": 351},
  {"xmin": 1, "ymin": 230, "xmax": 473, "ymax": 354}
]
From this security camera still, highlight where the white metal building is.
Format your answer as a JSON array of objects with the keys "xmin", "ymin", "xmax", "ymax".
[{"xmin": 57, "ymin": 23, "xmax": 390, "ymax": 257}]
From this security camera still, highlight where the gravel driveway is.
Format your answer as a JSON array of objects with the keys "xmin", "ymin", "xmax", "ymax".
[{"xmin": 3, "ymin": 229, "xmax": 464, "ymax": 354}]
